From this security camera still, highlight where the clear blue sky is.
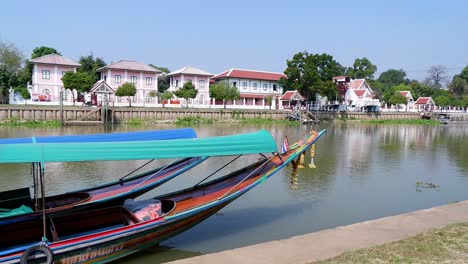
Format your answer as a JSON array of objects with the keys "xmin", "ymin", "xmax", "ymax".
[{"xmin": 1, "ymin": 0, "xmax": 467, "ymax": 81}]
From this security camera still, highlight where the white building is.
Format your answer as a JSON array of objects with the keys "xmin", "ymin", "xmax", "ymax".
[{"xmin": 167, "ymin": 66, "xmax": 213, "ymax": 107}]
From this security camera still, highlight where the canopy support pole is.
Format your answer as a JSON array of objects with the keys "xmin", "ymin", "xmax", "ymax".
[
  {"xmin": 39, "ymin": 163, "xmax": 48, "ymax": 242},
  {"xmin": 194, "ymin": 155, "xmax": 242, "ymax": 187},
  {"xmin": 120, "ymin": 159, "xmax": 155, "ymax": 181},
  {"xmin": 131, "ymin": 158, "xmax": 183, "ymax": 191},
  {"xmin": 219, "ymin": 154, "xmax": 277, "ymax": 200}
]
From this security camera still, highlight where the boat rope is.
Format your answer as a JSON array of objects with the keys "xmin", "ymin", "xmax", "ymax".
[
  {"xmin": 119, "ymin": 159, "xmax": 156, "ymax": 181},
  {"xmin": 131, "ymin": 158, "xmax": 183, "ymax": 191},
  {"xmin": 219, "ymin": 154, "xmax": 277, "ymax": 200},
  {"xmin": 194, "ymin": 155, "xmax": 243, "ymax": 187}
]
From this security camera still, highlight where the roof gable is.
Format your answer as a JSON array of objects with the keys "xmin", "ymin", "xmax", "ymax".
[
  {"xmin": 30, "ymin": 54, "xmax": 80, "ymax": 67},
  {"xmin": 349, "ymin": 79, "xmax": 365, "ymax": 89},
  {"xmin": 89, "ymin": 80, "xmax": 115, "ymax": 94},
  {"xmin": 212, "ymin": 68, "xmax": 286, "ymax": 81},
  {"xmin": 415, "ymin": 97, "xmax": 435, "ymax": 105},
  {"xmin": 280, "ymin": 90, "xmax": 304, "ymax": 101},
  {"xmin": 354, "ymin": 89, "xmax": 367, "ymax": 97},
  {"xmin": 168, "ymin": 66, "xmax": 213, "ymax": 76},
  {"xmin": 97, "ymin": 60, "xmax": 161, "ymax": 73}
]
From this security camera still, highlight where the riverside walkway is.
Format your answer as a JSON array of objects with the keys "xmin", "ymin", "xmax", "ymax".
[{"xmin": 168, "ymin": 200, "xmax": 468, "ymax": 264}]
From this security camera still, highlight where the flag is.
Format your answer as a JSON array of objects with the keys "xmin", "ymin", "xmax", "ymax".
[{"xmin": 281, "ymin": 136, "xmax": 289, "ymax": 153}]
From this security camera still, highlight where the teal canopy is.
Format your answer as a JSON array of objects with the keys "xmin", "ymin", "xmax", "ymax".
[{"xmin": 0, "ymin": 130, "xmax": 277, "ymax": 164}]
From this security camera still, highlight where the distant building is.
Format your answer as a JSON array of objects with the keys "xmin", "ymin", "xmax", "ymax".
[
  {"xmin": 415, "ymin": 97, "xmax": 436, "ymax": 111},
  {"xmin": 333, "ymin": 76, "xmax": 380, "ymax": 111},
  {"xmin": 280, "ymin": 90, "xmax": 305, "ymax": 109},
  {"xmin": 211, "ymin": 69, "xmax": 285, "ymax": 109},
  {"xmin": 397, "ymin": 91, "xmax": 415, "ymax": 111},
  {"xmin": 96, "ymin": 60, "xmax": 161, "ymax": 106},
  {"xmin": 30, "ymin": 54, "xmax": 80, "ymax": 103},
  {"xmin": 167, "ymin": 66, "xmax": 213, "ymax": 106}
]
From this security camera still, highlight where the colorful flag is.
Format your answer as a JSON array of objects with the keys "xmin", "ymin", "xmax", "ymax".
[{"xmin": 281, "ymin": 136, "xmax": 289, "ymax": 153}]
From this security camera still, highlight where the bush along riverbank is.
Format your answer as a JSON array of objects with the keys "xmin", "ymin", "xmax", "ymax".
[
  {"xmin": 0, "ymin": 118, "xmax": 61, "ymax": 128},
  {"xmin": 313, "ymin": 222, "xmax": 468, "ymax": 264}
]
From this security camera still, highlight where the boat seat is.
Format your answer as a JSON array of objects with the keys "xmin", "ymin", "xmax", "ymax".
[{"xmin": 0, "ymin": 187, "xmax": 32, "ymax": 210}]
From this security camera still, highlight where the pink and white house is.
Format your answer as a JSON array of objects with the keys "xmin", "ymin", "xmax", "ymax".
[
  {"xmin": 211, "ymin": 69, "xmax": 285, "ymax": 109},
  {"xmin": 415, "ymin": 97, "xmax": 436, "ymax": 112},
  {"xmin": 167, "ymin": 66, "xmax": 213, "ymax": 107},
  {"xmin": 96, "ymin": 60, "xmax": 161, "ymax": 106},
  {"xmin": 30, "ymin": 54, "xmax": 80, "ymax": 104},
  {"xmin": 333, "ymin": 76, "xmax": 380, "ymax": 110}
]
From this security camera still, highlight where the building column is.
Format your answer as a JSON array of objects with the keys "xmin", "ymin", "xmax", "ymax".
[{"xmin": 243, "ymin": 97, "xmax": 246, "ymax": 106}]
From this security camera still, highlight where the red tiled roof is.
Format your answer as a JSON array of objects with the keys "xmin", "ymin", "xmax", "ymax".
[
  {"xmin": 399, "ymin": 91, "xmax": 409, "ymax": 97},
  {"xmin": 280, "ymin": 90, "xmax": 305, "ymax": 101},
  {"xmin": 415, "ymin": 97, "xmax": 433, "ymax": 104},
  {"xmin": 212, "ymin": 69, "xmax": 286, "ymax": 81},
  {"xmin": 349, "ymin": 79, "xmax": 365, "ymax": 89},
  {"xmin": 354, "ymin": 89, "xmax": 366, "ymax": 97}
]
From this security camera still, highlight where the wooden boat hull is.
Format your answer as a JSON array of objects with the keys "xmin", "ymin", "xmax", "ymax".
[{"xmin": 0, "ymin": 130, "xmax": 326, "ymax": 264}]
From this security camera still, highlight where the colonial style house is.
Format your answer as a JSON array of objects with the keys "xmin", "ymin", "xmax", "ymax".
[
  {"xmin": 30, "ymin": 54, "xmax": 80, "ymax": 103},
  {"xmin": 96, "ymin": 60, "xmax": 161, "ymax": 106},
  {"xmin": 211, "ymin": 69, "xmax": 285, "ymax": 109},
  {"xmin": 167, "ymin": 66, "xmax": 213, "ymax": 106},
  {"xmin": 333, "ymin": 76, "xmax": 380, "ymax": 111}
]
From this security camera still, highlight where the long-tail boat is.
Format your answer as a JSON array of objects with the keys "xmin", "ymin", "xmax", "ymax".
[
  {"xmin": 0, "ymin": 129, "xmax": 326, "ymax": 264},
  {"xmin": 0, "ymin": 128, "xmax": 207, "ymax": 222}
]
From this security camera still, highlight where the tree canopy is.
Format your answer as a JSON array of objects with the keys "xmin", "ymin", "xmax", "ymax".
[
  {"xmin": 160, "ymin": 90, "xmax": 173, "ymax": 107},
  {"xmin": 0, "ymin": 41, "xmax": 24, "ymax": 103},
  {"xmin": 389, "ymin": 93, "xmax": 408, "ymax": 110},
  {"xmin": 116, "ymin": 83, "xmax": 137, "ymax": 107},
  {"xmin": 61, "ymin": 71, "xmax": 94, "ymax": 105},
  {"xmin": 378, "ymin": 69, "xmax": 409, "ymax": 87},
  {"xmin": 209, "ymin": 82, "xmax": 240, "ymax": 109},
  {"xmin": 175, "ymin": 81, "xmax": 198, "ymax": 107},
  {"xmin": 31, "ymin": 46, "xmax": 61, "ymax": 59},
  {"xmin": 78, "ymin": 54, "xmax": 106, "ymax": 83},
  {"xmin": 424, "ymin": 65, "xmax": 448, "ymax": 89},
  {"xmin": 280, "ymin": 51, "xmax": 344, "ymax": 100},
  {"xmin": 449, "ymin": 77, "xmax": 467, "ymax": 97},
  {"xmin": 345, "ymin": 57, "xmax": 377, "ymax": 80}
]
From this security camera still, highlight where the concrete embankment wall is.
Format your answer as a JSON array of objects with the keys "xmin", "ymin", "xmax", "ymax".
[{"xmin": 1, "ymin": 105, "xmax": 467, "ymax": 122}]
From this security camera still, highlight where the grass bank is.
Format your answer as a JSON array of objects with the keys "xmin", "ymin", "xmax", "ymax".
[
  {"xmin": 313, "ymin": 222, "xmax": 468, "ymax": 264},
  {"xmin": 0, "ymin": 118, "xmax": 61, "ymax": 128},
  {"xmin": 353, "ymin": 119, "xmax": 439, "ymax": 125}
]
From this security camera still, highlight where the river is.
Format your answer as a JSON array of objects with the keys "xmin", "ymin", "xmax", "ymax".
[{"xmin": 1, "ymin": 123, "xmax": 467, "ymax": 263}]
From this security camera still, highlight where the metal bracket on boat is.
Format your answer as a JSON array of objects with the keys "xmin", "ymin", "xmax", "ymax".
[{"xmin": 194, "ymin": 155, "xmax": 243, "ymax": 187}]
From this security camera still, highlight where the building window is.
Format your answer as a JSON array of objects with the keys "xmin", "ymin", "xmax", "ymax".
[
  {"xmin": 146, "ymin": 77, "xmax": 152, "ymax": 85},
  {"xmin": 132, "ymin": 96, "xmax": 136, "ymax": 102},
  {"xmin": 62, "ymin": 71, "xmax": 66, "ymax": 76},
  {"xmin": 62, "ymin": 90, "xmax": 69, "ymax": 100},
  {"xmin": 42, "ymin": 70, "xmax": 50, "ymax": 79},
  {"xmin": 130, "ymin": 76, "xmax": 137, "ymax": 84},
  {"xmin": 253, "ymin": 83, "xmax": 258, "ymax": 90},
  {"xmin": 145, "ymin": 95, "xmax": 154, "ymax": 103},
  {"xmin": 175, "ymin": 80, "xmax": 179, "ymax": 87},
  {"xmin": 232, "ymin": 82, "xmax": 237, "ymax": 87},
  {"xmin": 117, "ymin": 96, "xmax": 122, "ymax": 103},
  {"xmin": 273, "ymin": 84, "xmax": 277, "ymax": 91},
  {"xmin": 263, "ymin": 83, "xmax": 268, "ymax": 91},
  {"xmin": 242, "ymin": 82, "xmax": 247, "ymax": 89},
  {"xmin": 115, "ymin": 75, "xmax": 121, "ymax": 83},
  {"xmin": 198, "ymin": 80, "xmax": 205, "ymax": 89}
]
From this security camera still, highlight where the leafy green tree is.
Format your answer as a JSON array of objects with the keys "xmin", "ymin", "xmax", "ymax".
[
  {"xmin": 175, "ymin": 81, "xmax": 198, "ymax": 107},
  {"xmin": 0, "ymin": 41, "xmax": 24, "ymax": 103},
  {"xmin": 14, "ymin": 86, "xmax": 30, "ymax": 104},
  {"xmin": 115, "ymin": 82, "xmax": 137, "ymax": 107},
  {"xmin": 150, "ymin": 65, "xmax": 170, "ymax": 93},
  {"xmin": 31, "ymin": 46, "xmax": 61, "ymax": 59},
  {"xmin": 382, "ymin": 83, "xmax": 413, "ymax": 103},
  {"xmin": 280, "ymin": 51, "xmax": 344, "ymax": 100},
  {"xmin": 449, "ymin": 76, "xmax": 467, "ymax": 97},
  {"xmin": 389, "ymin": 93, "xmax": 408, "ymax": 112},
  {"xmin": 160, "ymin": 90, "xmax": 173, "ymax": 108},
  {"xmin": 61, "ymin": 71, "xmax": 94, "ymax": 105},
  {"xmin": 458, "ymin": 66, "xmax": 468, "ymax": 83},
  {"xmin": 434, "ymin": 95, "xmax": 450, "ymax": 107},
  {"xmin": 378, "ymin": 69, "xmax": 409, "ymax": 87},
  {"xmin": 346, "ymin": 57, "xmax": 377, "ymax": 80},
  {"xmin": 209, "ymin": 82, "xmax": 240, "ymax": 109},
  {"xmin": 78, "ymin": 54, "xmax": 106, "ymax": 83}
]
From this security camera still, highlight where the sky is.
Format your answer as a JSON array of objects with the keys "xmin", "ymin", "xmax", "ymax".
[{"xmin": 1, "ymin": 0, "xmax": 467, "ymax": 81}]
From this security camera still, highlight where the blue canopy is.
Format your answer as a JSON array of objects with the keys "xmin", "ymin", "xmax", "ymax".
[{"xmin": 0, "ymin": 128, "xmax": 197, "ymax": 144}]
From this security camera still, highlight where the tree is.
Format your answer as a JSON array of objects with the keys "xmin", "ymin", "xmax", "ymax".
[
  {"xmin": 346, "ymin": 57, "xmax": 377, "ymax": 80},
  {"xmin": 280, "ymin": 51, "xmax": 344, "ymax": 100},
  {"xmin": 160, "ymin": 90, "xmax": 173, "ymax": 107},
  {"xmin": 449, "ymin": 76, "xmax": 467, "ymax": 97},
  {"xmin": 78, "ymin": 54, "xmax": 106, "ymax": 83},
  {"xmin": 150, "ymin": 65, "xmax": 170, "ymax": 93},
  {"xmin": 174, "ymin": 81, "xmax": 198, "ymax": 107},
  {"xmin": 378, "ymin": 69, "xmax": 409, "ymax": 87},
  {"xmin": 424, "ymin": 65, "xmax": 448, "ymax": 89},
  {"xmin": 0, "ymin": 41, "xmax": 24, "ymax": 103},
  {"xmin": 115, "ymin": 83, "xmax": 137, "ymax": 107},
  {"xmin": 389, "ymin": 93, "xmax": 408, "ymax": 112},
  {"xmin": 61, "ymin": 71, "xmax": 94, "ymax": 105},
  {"xmin": 209, "ymin": 82, "xmax": 240, "ymax": 109},
  {"xmin": 434, "ymin": 95, "xmax": 450, "ymax": 107},
  {"xmin": 382, "ymin": 83, "xmax": 413, "ymax": 103},
  {"xmin": 14, "ymin": 86, "xmax": 30, "ymax": 104}
]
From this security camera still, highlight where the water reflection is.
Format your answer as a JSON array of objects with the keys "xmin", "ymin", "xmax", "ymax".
[{"xmin": 0, "ymin": 123, "xmax": 467, "ymax": 262}]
